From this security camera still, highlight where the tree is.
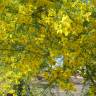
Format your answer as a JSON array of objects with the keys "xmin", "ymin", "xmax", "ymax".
[{"xmin": 0, "ymin": 0, "xmax": 96, "ymax": 95}]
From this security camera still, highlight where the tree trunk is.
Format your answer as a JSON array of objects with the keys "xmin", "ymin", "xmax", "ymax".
[{"xmin": 17, "ymin": 79, "xmax": 24, "ymax": 96}]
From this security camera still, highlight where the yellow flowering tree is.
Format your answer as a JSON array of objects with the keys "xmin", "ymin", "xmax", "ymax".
[{"xmin": 0, "ymin": 0, "xmax": 96, "ymax": 95}]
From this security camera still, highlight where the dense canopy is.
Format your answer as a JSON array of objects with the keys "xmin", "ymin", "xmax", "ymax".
[{"xmin": 0, "ymin": 0, "xmax": 96, "ymax": 95}]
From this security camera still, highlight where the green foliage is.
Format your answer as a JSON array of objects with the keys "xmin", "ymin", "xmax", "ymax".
[{"xmin": 0, "ymin": 0, "xmax": 96, "ymax": 95}]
